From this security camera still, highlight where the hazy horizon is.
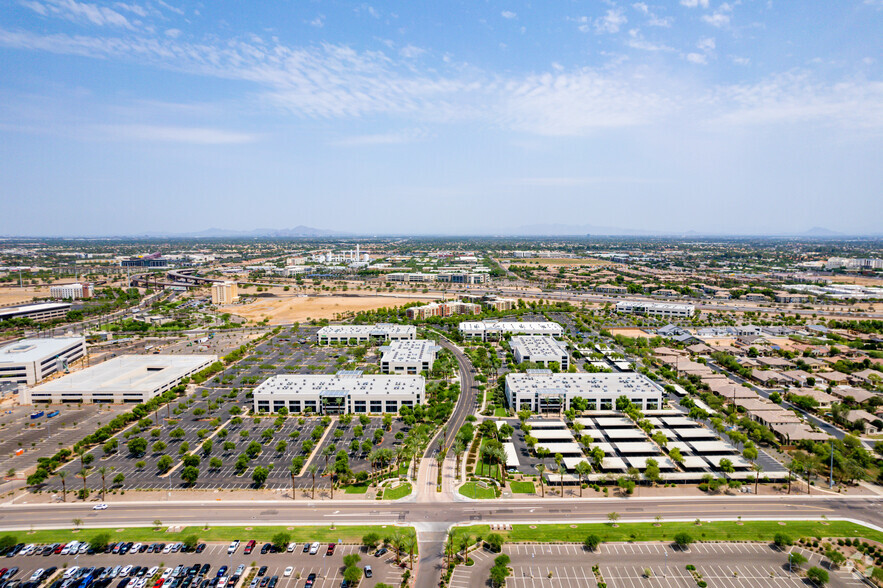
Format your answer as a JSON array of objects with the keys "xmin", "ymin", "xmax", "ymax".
[{"xmin": 2, "ymin": 1, "xmax": 880, "ymax": 236}]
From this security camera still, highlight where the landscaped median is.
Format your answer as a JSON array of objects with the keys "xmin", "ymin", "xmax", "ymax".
[
  {"xmin": 458, "ymin": 481, "xmax": 498, "ymax": 499},
  {"xmin": 449, "ymin": 520, "xmax": 883, "ymax": 544},
  {"xmin": 382, "ymin": 482, "xmax": 413, "ymax": 500},
  {"xmin": 0, "ymin": 524, "xmax": 415, "ymax": 546}
]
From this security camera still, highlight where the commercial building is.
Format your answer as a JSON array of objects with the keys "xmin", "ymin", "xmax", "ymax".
[
  {"xmin": 386, "ymin": 272, "xmax": 437, "ymax": 283},
  {"xmin": 0, "ymin": 337, "xmax": 86, "ymax": 386},
  {"xmin": 482, "ymin": 296, "xmax": 516, "ymax": 311},
  {"xmin": 405, "ymin": 301, "xmax": 481, "ymax": 320},
  {"xmin": 317, "ymin": 324, "xmax": 416, "ymax": 345},
  {"xmin": 510, "ymin": 335, "xmax": 569, "ymax": 370},
  {"xmin": 615, "ymin": 301, "xmax": 695, "ymax": 319},
  {"xmin": 505, "ymin": 370, "xmax": 663, "ymax": 413},
  {"xmin": 253, "ymin": 371, "xmax": 423, "ymax": 414},
  {"xmin": 775, "ymin": 292, "xmax": 811, "ymax": 303},
  {"xmin": 596, "ymin": 284, "xmax": 628, "ymax": 295},
  {"xmin": 436, "ymin": 272, "xmax": 486, "ymax": 284},
  {"xmin": 459, "ymin": 320, "xmax": 564, "ymax": 341},
  {"xmin": 49, "ymin": 283, "xmax": 94, "ymax": 300},
  {"xmin": 211, "ymin": 281, "xmax": 239, "ymax": 305},
  {"xmin": 0, "ymin": 302, "xmax": 72, "ymax": 323},
  {"xmin": 121, "ymin": 253, "xmax": 168, "ymax": 268},
  {"xmin": 380, "ymin": 339, "xmax": 441, "ymax": 374},
  {"xmin": 22, "ymin": 354, "xmax": 217, "ymax": 405}
]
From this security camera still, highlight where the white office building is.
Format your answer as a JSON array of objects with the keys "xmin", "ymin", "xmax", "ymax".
[
  {"xmin": 380, "ymin": 340, "xmax": 441, "ymax": 374},
  {"xmin": 317, "ymin": 324, "xmax": 416, "ymax": 345},
  {"xmin": 505, "ymin": 370, "xmax": 663, "ymax": 413},
  {"xmin": 510, "ymin": 335, "xmax": 569, "ymax": 370},
  {"xmin": 0, "ymin": 337, "xmax": 86, "ymax": 386},
  {"xmin": 615, "ymin": 301, "xmax": 695, "ymax": 319},
  {"xmin": 49, "ymin": 283, "xmax": 94, "ymax": 300},
  {"xmin": 22, "ymin": 354, "xmax": 217, "ymax": 405},
  {"xmin": 459, "ymin": 320, "xmax": 564, "ymax": 341},
  {"xmin": 253, "ymin": 371, "xmax": 424, "ymax": 414}
]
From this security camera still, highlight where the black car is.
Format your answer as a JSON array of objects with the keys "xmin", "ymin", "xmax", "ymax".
[
  {"xmin": 259, "ymin": 578, "xmax": 269, "ymax": 588},
  {"xmin": 259, "ymin": 544, "xmax": 271, "ymax": 555},
  {"xmin": 374, "ymin": 548, "xmax": 388, "ymax": 557},
  {"xmin": 195, "ymin": 544, "xmax": 206, "ymax": 554},
  {"xmin": 256, "ymin": 568, "xmax": 266, "ymax": 578},
  {"xmin": 139, "ymin": 545, "xmax": 149, "ymax": 553},
  {"xmin": 304, "ymin": 574, "xmax": 316, "ymax": 588},
  {"xmin": 266, "ymin": 577, "xmax": 278, "ymax": 588},
  {"xmin": 199, "ymin": 565, "xmax": 210, "ymax": 577},
  {"xmin": 302, "ymin": 544, "xmax": 310, "ymax": 553}
]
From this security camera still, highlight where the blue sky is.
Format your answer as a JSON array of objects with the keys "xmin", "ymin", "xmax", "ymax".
[{"xmin": 1, "ymin": 0, "xmax": 881, "ymax": 236}]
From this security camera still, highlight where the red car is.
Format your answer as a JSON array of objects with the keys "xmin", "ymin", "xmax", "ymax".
[
  {"xmin": 326, "ymin": 544, "xmax": 335, "ymax": 556},
  {"xmin": 243, "ymin": 540, "xmax": 256, "ymax": 555}
]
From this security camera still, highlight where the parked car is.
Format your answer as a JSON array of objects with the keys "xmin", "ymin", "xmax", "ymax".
[
  {"xmin": 282, "ymin": 569, "xmax": 292, "ymax": 578},
  {"xmin": 227, "ymin": 541, "xmax": 239, "ymax": 555},
  {"xmin": 243, "ymin": 541, "xmax": 256, "ymax": 555},
  {"xmin": 309, "ymin": 542, "xmax": 320, "ymax": 555},
  {"xmin": 326, "ymin": 544, "xmax": 335, "ymax": 556},
  {"xmin": 286, "ymin": 544, "xmax": 295, "ymax": 553},
  {"xmin": 374, "ymin": 548, "xmax": 388, "ymax": 557},
  {"xmin": 304, "ymin": 574, "xmax": 315, "ymax": 588},
  {"xmin": 363, "ymin": 567, "xmax": 372, "ymax": 579}
]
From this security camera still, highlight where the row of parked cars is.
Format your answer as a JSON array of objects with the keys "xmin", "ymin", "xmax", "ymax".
[
  {"xmin": 3, "ymin": 543, "xmax": 208, "ymax": 560},
  {"xmin": 0, "ymin": 564, "xmax": 57, "ymax": 588},
  {"xmin": 229, "ymin": 542, "xmax": 332, "ymax": 557}
]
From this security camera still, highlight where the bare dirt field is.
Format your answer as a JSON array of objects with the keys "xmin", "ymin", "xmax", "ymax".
[
  {"xmin": 607, "ymin": 327, "xmax": 654, "ymax": 338},
  {"xmin": 222, "ymin": 294, "xmax": 435, "ymax": 324},
  {"xmin": 0, "ymin": 286, "xmax": 53, "ymax": 306}
]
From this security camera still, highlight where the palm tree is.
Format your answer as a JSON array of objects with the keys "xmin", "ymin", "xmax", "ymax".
[
  {"xmin": 536, "ymin": 464, "xmax": 545, "ymax": 498},
  {"xmin": 458, "ymin": 534, "xmax": 471, "ymax": 563},
  {"xmin": 574, "ymin": 461, "xmax": 591, "ymax": 497},
  {"xmin": 753, "ymin": 464, "xmax": 763, "ymax": 495},
  {"xmin": 78, "ymin": 468, "xmax": 88, "ymax": 500},
  {"xmin": 307, "ymin": 464, "xmax": 318, "ymax": 499},
  {"xmin": 288, "ymin": 465, "xmax": 298, "ymax": 500},
  {"xmin": 555, "ymin": 453, "xmax": 564, "ymax": 497},
  {"xmin": 454, "ymin": 441, "xmax": 466, "ymax": 481},
  {"xmin": 405, "ymin": 534, "xmax": 417, "ymax": 569},
  {"xmin": 58, "ymin": 471, "xmax": 68, "ymax": 502},
  {"xmin": 98, "ymin": 467, "xmax": 107, "ymax": 500}
]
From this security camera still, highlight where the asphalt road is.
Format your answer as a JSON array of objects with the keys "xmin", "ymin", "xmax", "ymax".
[{"xmin": 433, "ymin": 337, "xmax": 478, "ymax": 457}]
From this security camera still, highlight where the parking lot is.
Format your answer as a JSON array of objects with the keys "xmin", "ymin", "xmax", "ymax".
[
  {"xmin": 0, "ymin": 541, "xmax": 403, "ymax": 588},
  {"xmin": 451, "ymin": 542, "xmax": 861, "ymax": 588}
]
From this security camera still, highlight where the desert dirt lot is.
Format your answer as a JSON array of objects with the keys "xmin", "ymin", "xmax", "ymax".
[
  {"xmin": 222, "ymin": 294, "xmax": 435, "ymax": 324},
  {"xmin": 606, "ymin": 327, "xmax": 654, "ymax": 338},
  {"xmin": 0, "ymin": 286, "xmax": 54, "ymax": 306}
]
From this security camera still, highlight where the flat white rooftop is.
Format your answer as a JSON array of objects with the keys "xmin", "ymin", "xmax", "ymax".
[
  {"xmin": 535, "ymin": 441, "xmax": 583, "ymax": 454},
  {"xmin": 507, "ymin": 372, "xmax": 663, "ymax": 397},
  {"xmin": 510, "ymin": 335, "xmax": 567, "ymax": 357},
  {"xmin": 0, "ymin": 337, "xmax": 83, "ymax": 364},
  {"xmin": 31, "ymin": 355, "xmax": 216, "ymax": 394},
  {"xmin": 460, "ymin": 321, "xmax": 563, "ymax": 335},
  {"xmin": 253, "ymin": 372, "xmax": 424, "ymax": 398},
  {"xmin": 380, "ymin": 339, "xmax": 440, "ymax": 364},
  {"xmin": 318, "ymin": 324, "xmax": 416, "ymax": 337},
  {"xmin": 0, "ymin": 302, "xmax": 71, "ymax": 318},
  {"xmin": 531, "ymin": 429, "xmax": 575, "ymax": 440}
]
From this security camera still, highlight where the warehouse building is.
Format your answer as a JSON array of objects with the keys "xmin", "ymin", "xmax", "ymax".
[
  {"xmin": 253, "ymin": 371, "xmax": 424, "ymax": 414},
  {"xmin": 615, "ymin": 301, "xmax": 695, "ymax": 319},
  {"xmin": 0, "ymin": 337, "xmax": 86, "ymax": 386},
  {"xmin": 510, "ymin": 335, "xmax": 569, "ymax": 370},
  {"xmin": 0, "ymin": 302, "xmax": 72, "ymax": 323},
  {"xmin": 49, "ymin": 283, "xmax": 94, "ymax": 300},
  {"xmin": 317, "ymin": 324, "xmax": 416, "ymax": 345},
  {"xmin": 459, "ymin": 320, "xmax": 563, "ymax": 341},
  {"xmin": 380, "ymin": 339, "xmax": 441, "ymax": 374},
  {"xmin": 22, "ymin": 354, "xmax": 217, "ymax": 405},
  {"xmin": 505, "ymin": 370, "xmax": 663, "ymax": 413}
]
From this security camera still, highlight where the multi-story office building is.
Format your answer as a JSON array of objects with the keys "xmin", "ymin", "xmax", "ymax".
[
  {"xmin": 49, "ymin": 283, "xmax": 94, "ymax": 300},
  {"xmin": 510, "ymin": 335, "xmax": 569, "ymax": 370},
  {"xmin": 0, "ymin": 302, "xmax": 71, "ymax": 323},
  {"xmin": 0, "ymin": 337, "xmax": 86, "ymax": 386},
  {"xmin": 211, "ymin": 281, "xmax": 239, "ymax": 305},
  {"xmin": 22, "ymin": 354, "xmax": 217, "ymax": 404},
  {"xmin": 405, "ymin": 301, "xmax": 481, "ymax": 320},
  {"xmin": 379, "ymin": 340, "xmax": 441, "ymax": 374},
  {"xmin": 317, "ymin": 324, "xmax": 416, "ymax": 345},
  {"xmin": 615, "ymin": 301, "xmax": 695, "ymax": 319},
  {"xmin": 253, "ymin": 371, "xmax": 424, "ymax": 414},
  {"xmin": 505, "ymin": 370, "xmax": 663, "ymax": 413},
  {"xmin": 459, "ymin": 320, "xmax": 564, "ymax": 341}
]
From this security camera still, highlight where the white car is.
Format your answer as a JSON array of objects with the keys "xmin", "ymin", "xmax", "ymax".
[
  {"xmin": 147, "ymin": 567, "xmax": 159, "ymax": 578},
  {"xmin": 309, "ymin": 542, "xmax": 320, "ymax": 555},
  {"xmin": 235, "ymin": 565, "xmax": 245, "ymax": 576},
  {"xmin": 162, "ymin": 544, "xmax": 173, "ymax": 554},
  {"xmin": 78, "ymin": 543, "xmax": 89, "ymax": 554},
  {"xmin": 120, "ymin": 566, "xmax": 133, "ymax": 577},
  {"xmin": 63, "ymin": 567, "xmax": 80, "ymax": 580},
  {"xmin": 29, "ymin": 569, "xmax": 44, "ymax": 582},
  {"xmin": 161, "ymin": 569, "xmax": 173, "ymax": 581},
  {"xmin": 283, "ymin": 568, "xmax": 292, "ymax": 578},
  {"xmin": 287, "ymin": 543, "xmax": 296, "ymax": 553},
  {"xmin": 227, "ymin": 540, "xmax": 239, "ymax": 555},
  {"xmin": 130, "ymin": 543, "xmax": 142, "ymax": 554},
  {"xmin": 22, "ymin": 545, "xmax": 35, "ymax": 556},
  {"xmin": 93, "ymin": 503, "xmax": 108, "ymax": 510}
]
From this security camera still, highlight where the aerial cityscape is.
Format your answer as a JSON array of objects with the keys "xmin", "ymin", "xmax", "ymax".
[{"xmin": 1, "ymin": 1, "xmax": 882, "ymax": 588}]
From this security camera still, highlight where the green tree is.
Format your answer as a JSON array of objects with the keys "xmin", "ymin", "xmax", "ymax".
[
  {"xmin": 583, "ymin": 534, "xmax": 600, "ymax": 551},
  {"xmin": 127, "ymin": 437, "xmax": 148, "ymax": 456},
  {"xmin": 181, "ymin": 466, "xmax": 199, "ymax": 486},
  {"xmin": 157, "ymin": 455, "xmax": 173, "ymax": 473},
  {"xmin": 182, "ymin": 535, "xmax": 199, "ymax": 551},
  {"xmin": 271, "ymin": 532, "xmax": 291, "ymax": 552},
  {"xmin": 673, "ymin": 532, "xmax": 692, "ymax": 549},
  {"xmin": 252, "ymin": 466, "xmax": 269, "ymax": 487},
  {"xmin": 362, "ymin": 533, "xmax": 380, "ymax": 550},
  {"xmin": 486, "ymin": 533, "xmax": 504, "ymax": 553},
  {"xmin": 90, "ymin": 532, "xmax": 112, "ymax": 551},
  {"xmin": 806, "ymin": 567, "xmax": 828, "ymax": 585}
]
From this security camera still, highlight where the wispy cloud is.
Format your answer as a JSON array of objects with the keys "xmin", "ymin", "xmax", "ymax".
[
  {"xmin": 501, "ymin": 10, "xmax": 517, "ymax": 19},
  {"xmin": 21, "ymin": 0, "xmax": 135, "ymax": 29},
  {"xmin": 702, "ymin": 3, "xmax": 733, "ymax": 27},
  {"xmin": 95, "ymin": 124, "xmax": 260, "ymax": 144},
  {"xmin": 330, "ymin": 128, "xmax": 428, "ymax": 146},
  {"xmin": 680, "ymin": 0, "xmax": 709, "ymax": 7},
  {"xmin": 595, "ymin": 9, "xmax": 627, "ymax": 34}
]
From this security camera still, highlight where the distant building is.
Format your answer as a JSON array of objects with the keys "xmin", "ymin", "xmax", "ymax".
[
  {"xmin": 253, "ymin": 371, "xmax": 423, "ymax": 414},
  {"xmin": 505, "ymin": 370, "xmax": 663, "ymax": 413},
  {"xmin": 436, "ymin": 272, "xmax": 486, "ymax": 284},
  {"xmin": 317, "ymin": 324, "xmax": 416, "ymax": 345},
  {"xmin": 510, "ymin": 335, "xmax": 569, "ymax": 370},
  {"xmin": 211, "ymin": 281, "xmax": 239, "ymax": 305},
  {"xmin": 0, "ymin": 337, "xmax": 86, "ymax": 386},
  {"xmin": 121, "ymin": 253, "xmax": 168, "ymax": 268},
  {"xmin": 0, "ymin": 302, "xmax": 71, "ymax": 323},
  {"xmin": 595, "ymin": 284, "xmax": 628, "ymax": 295},
  {"xmin": 775, "ymin": 292, "xmax": 810, "ymax": 303},
  {"xmin": 22, "ymin": 354, "xmax": 217, "ymax": 404},
  {"xmin": 459, "ymin": 320, "xmax": 564, "ymax": 341},
  {"xmin": 50, "ymin": 283, "xmax": 94, "ymax": 300},
  {"xmin": 482, "ymin": 296, "xmax": 516, "ymax": 312},
  {"xmin": 379, "ymin": 340, "xmax": 441, "ymax": 374},
  {"xmin": 615, "ymin": 301, "xmax": 695, "ymax": 319},
  {"xmin": 405, "ymin": 301, "xmax": 480, "ymax": 320},
  {"xmin": 386, "ymin": 272, "xmax": 437, "ymax": 283}
]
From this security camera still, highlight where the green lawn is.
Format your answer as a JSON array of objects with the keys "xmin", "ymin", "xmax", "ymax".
[
  {"xmin": 0, "ymin": 525, "xmax": 414, "ymax": 546},
  {"xmin": 509, "ymin": 481, "xmax": 535, "ymax": 494},
  {"xmin": 450, "ymin": 521, "xmax": 883, "ymax": 544},
  {"xmin": 494, "ymin": 407, "xmax": 509, "ymax": 417},
  {"xmin": 473, "ymin": 439, "xmax": 503, "ymax": 481},
  {"xmin": 458, "ymin": 482, "xmax": 497, "ymax": 499},
  {"xmin": 343, "ymin": 484, "xmax": 369, "ymax": 494},
  {"xmin": 382, "ymin": 483, "xmax": 412, "ymax": 500}
]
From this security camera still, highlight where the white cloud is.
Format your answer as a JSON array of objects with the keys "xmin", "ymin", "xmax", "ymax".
[
  {"xmin": 595, "ymin": 8, "xmax": 627, "ymax": 34},
  {"xmin": 399, "ymin": 44, "xmax": 425, "ymax": 59},
  {"xmin": 680, "ymin": 0, "xmax": 709, "ymax": 7},
  {"xmin": 113, "ymin": 2, "xmax": 146, "ymax": 17},
  {"xmin": 164, "ymin": 28, "xmax": 181, "ymax": 38},
  {"xmin": 697, "ymin": 37, "xmax": 716, "ymax": 51},
  {"xmin": 309, "ymin": 15, "xmax": 325, "ymax": 28},
  {"xmin": 96, "ymin": 124, "xmax": 259, "ymax": 144},
  {"xmin": 632, "ymin": 2, "xmax": 672, "ymax": 26},
  {"xmin": 702, "ymin": 3, "xmax": 733, "ymax": 27},
  {"xmin": 501, "ymin": 10, "xmax": 517, "ymax": 19},
  {"xmin": 732, "ymin": 56, "xmax": 750, "ymax": 65},
  {"xmin": 686, "ymin": 52, "xmax": 707, "ymax": 64},
  {"xmin": 627, "ymin": 29, "xmax": 674, "ymax": 52},
  {"xmin": 331, "ymin": 128, "xmax": 428, "ymax": 146},
  {"xmin": 22, "ymin": 0, "xmax": 134, "ymax": 29},
  {"xmin": 632, "ymin": 3, "xmax": 649, "ymax": 15}
]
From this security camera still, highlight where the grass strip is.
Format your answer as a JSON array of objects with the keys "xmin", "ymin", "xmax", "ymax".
[
  {"xmin": 382, "ymin": 483, "xmax": 412, "ymax": 500},
  {"xmin": 451, "ymin": 521, "xmax": 883, "ymax": 544},
  {"xmin": 458, "ymin": 482, "xmax": 496, "ymax": 499}
]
